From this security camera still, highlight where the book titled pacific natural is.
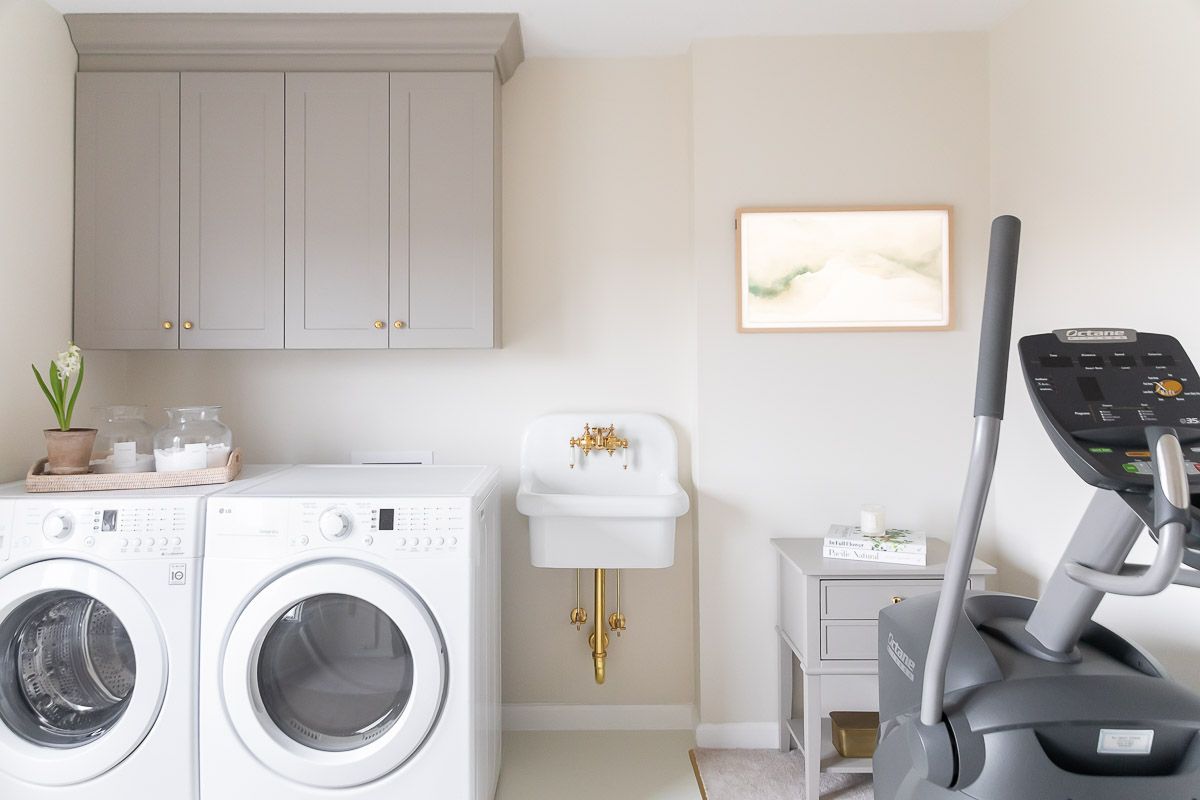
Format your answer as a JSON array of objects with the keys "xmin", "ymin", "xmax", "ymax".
[{"xmin": 824, "ymin": 524, "xmax": 928, "ymax": 566}]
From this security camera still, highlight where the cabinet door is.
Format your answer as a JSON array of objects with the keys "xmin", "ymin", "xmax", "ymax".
[
  {"xmin": 180, "ymin": 73, "xmax": 284, "ymax": 349},
  {"xmin": 390, "ymin": 73, "xmax": 496, "ymax": 349},
  {"xmin": 285, "ymin": 73, "xmax": 390, "ymax": 349},
  {"xmin": 75, "ymin": 73, "xmax": 179, "ymax": 349}
]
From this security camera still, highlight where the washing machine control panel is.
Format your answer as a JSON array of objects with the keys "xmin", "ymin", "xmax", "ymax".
[
  {"xmin": 0, "ymin": 500, "xmax": 13, "ymax": 563},
  {"xmin": 206, "ymin": 497, "xmax": 472, "ymax": 558},
  {"xmin": 6, "ymin": 500, "xmax": 202, "ymax": 560}
]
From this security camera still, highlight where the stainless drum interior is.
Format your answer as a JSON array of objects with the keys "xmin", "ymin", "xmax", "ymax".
[{"xmin": 0, "ymin": 590, "xmax": 136, "ymax": 748}]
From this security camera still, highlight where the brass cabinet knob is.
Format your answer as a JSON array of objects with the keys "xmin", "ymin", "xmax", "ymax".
[
  {"xmin": 162, "ymin": 321, "xmax": 174, "ymax": 330},
  {"xmin": 891, "ymin": 596, "xmax": 904, "ymax": 604},
  {"xmin": 182, "ymin": 321, "xmax": 194, "ymax": 330},
  {"xmin": 373, "ymin": 320, "xmax": 385, "ymax": 329},
  {"xmin": 394, "ymin": 320, "xmax": 406, "ymax": 329}
]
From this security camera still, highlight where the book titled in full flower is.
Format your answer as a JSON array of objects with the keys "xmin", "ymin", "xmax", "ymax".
[{"xmin": 824, "ymin": 524, "xmax": 927, "ymax": 566}]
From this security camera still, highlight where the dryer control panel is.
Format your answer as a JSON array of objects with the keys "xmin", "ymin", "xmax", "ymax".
[
  {"xmin": 207, "ymin": 497, "xmax": 472, "ymax": 559},
  {"xmin": 5, "ymin": 499, "xmax": 203, "ymax": 561}
]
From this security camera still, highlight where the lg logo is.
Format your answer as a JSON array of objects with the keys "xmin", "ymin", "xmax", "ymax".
[{"xmin": 168, "ymin": 563, "xmax": 187, "ymax": 586}]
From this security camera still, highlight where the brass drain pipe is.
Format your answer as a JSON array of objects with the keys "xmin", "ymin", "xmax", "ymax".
[{"xmin": 588, "ymin": 568, "xmax": 609, "ymax": 684}]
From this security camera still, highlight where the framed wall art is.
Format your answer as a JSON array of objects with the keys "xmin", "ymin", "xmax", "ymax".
[{"xmin": 736, "ymin": 206, "xmax": 953, "ymax": 332}]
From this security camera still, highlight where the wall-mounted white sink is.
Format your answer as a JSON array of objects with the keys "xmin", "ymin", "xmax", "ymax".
[{"xmin": 516, "ymin": 413, "xmax": 689, "ymax": 569}]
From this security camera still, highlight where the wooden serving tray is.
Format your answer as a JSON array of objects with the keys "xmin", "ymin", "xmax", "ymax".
[{"xmin": 25, "ymin": 448, "xmax": 243, "ymax": 493}]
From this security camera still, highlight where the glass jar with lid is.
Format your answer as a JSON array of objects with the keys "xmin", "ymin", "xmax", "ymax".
[
  {"xmin": 153, "ymin": 406, "xmax": 234, "ymax": 472},
  {"xmin": 91, "ymin": 405, "xmax": 156, "ymax": 473}
]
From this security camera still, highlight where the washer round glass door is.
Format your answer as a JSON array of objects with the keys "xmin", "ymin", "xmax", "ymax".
[
  {"xmin": 222, "ymin": 562, "xmax": 447, "ymax": 789},
  {"xmin": 0, "ymin": 560, "xmax": 167, "ymax": 786}
]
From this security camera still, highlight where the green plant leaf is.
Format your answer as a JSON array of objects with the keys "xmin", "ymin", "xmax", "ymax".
[
  {"xmin": 47, "ymin": 360, "xmax": 66, "ymax": 429},
  {"xmin": 64, "ymin": 354, "xmax": 84, "ymax": 430},
  {"xmin": 31, "ymin": 364, "xmax": 64, "ymax": 429}
]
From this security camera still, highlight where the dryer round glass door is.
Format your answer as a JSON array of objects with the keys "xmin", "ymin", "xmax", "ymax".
[
  {"xmin": 222, "ymin": 562, "xmax": 447, "ymax": 789},
  {"xmin": 0, "ymin": 560, "xmax": 167, "ymax": 787},
  {"xmin": 257, "ymin": 593, "xmax": 414, "ymax": 752}
]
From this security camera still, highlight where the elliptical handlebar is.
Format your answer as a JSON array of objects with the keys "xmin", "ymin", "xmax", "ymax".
[
  {"xmin": 973, "ymin": 216, "xmax": 1022, "ymax": 420},
  {"xmin": 1065, "ymin": 427, "xmax": 1190, "ymax": 596},
  {"xmin": 919, "ymin": 215, "xmax": 1021, "ymax": 729}
]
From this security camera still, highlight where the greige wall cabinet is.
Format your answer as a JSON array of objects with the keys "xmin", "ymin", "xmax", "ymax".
[
  {"xmin": 391, "ymin": 72, "xmax": 497, "ymax": 349},
  {"xmin": 75, "ymin": 70, "xmax": 498, "ymax": 351},
  {"xmin": 181, "ymin": 73, "xmax": 285, "ymax": 349},
  {"xmin": 284, "ymin": 73, "xmax": 391, "ymax": 349},
  {"xmin": 74, "ymin": 72, "xmax": 180, "ymax": 350}
]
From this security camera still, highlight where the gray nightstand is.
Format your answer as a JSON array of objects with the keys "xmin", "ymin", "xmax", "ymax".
[{"xmin": 771, "ymin": 537, "xmax": 996, "ymax": 799}]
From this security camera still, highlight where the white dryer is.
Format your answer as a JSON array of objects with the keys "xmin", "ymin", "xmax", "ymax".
[
  {"xmin": 199, "ymin": 465, "xmax": 501, "ymax": 800},
  {"xmin": 0, "ymin": 467, "xmax": 282, "ymax": 800}
]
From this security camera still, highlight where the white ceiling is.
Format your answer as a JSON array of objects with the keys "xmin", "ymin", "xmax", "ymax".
[{"xmin": 44, "ymin": 0, "xmax": 1028, "ymax": 57}]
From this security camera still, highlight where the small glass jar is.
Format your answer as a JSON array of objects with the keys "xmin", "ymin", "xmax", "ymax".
[
  {"xmin": 153, "ymin": 406, "xmax": 234, "ymax": 472},
  {"xmin": 91, "ymin": 405, "xmax": 156, "ymax": 473}
]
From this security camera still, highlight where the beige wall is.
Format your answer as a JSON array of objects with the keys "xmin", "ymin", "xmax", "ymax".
[
  {"xmin": 691, "ymin": 33, "xmax": 992, "ymax": 732},
  {"xmin": 990, "ymin": 0, "xmax": 1200, "ymax": 687},
  {"xmin": 0, "ymin": 0, "xmax": 125, "ymax": 483},
  {"xmin": 118, "ymin": 58, "xmax": 699, "ymax": 707}
]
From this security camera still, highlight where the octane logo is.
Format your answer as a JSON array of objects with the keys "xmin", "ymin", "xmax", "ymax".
[
  {"xmin": 1057, "ymin": 328, "xmax": 1135, "ymax": 343},
  {"xmin": 887, "ymin": 634, "xmax": 916, "ymax": 681}
]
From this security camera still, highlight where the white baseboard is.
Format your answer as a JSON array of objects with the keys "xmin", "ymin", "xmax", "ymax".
[
  {"xmin": 503, "ymin": 703, "xmax": 697, "ymax": 732},
  {"xmin": 694, "ymin": 721, "xmax": 778, "ymax": 749}
]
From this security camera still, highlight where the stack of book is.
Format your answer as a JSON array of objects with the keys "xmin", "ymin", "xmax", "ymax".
[{"xmin": 823, "ymin": 524, "xmax": 928, "ymax": 566}]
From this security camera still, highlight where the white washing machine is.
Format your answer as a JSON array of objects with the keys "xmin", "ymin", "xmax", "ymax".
[
  {"xmin": 199, "ymin": 464, "xmax": 502, "ymax": 800},
  {"xmin": 0, "ymin": 467, "xmax": 284, "ymax": 800}
]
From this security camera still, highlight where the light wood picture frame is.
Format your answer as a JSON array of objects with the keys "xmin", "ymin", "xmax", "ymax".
[{"xmin": 736, "ymin": 205, "xmax": 953, "ymax": 333}]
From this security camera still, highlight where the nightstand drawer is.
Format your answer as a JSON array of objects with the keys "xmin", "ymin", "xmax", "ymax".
[
  {"xmin": 822, "ymin": 621, "xmax": 878, "ymax": 660},
  {"xmin": 821, "ymin": 579, "xmax": 945, "ymax": 620}
]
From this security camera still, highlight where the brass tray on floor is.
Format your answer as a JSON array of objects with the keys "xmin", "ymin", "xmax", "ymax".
[{"xmin": 25, "ymin": 448, "xmax": 243, "ymax": 493}]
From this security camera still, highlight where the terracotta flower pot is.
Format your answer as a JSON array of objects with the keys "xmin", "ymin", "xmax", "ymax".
[{"xmin": 44, "ymin": 428, "xmax": 98, "ymax": 475}]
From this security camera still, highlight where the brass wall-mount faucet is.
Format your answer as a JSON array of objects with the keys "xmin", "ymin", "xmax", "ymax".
[{"xmin": 569, "ymin": 423, "xmax": 630, "ymax": 469}]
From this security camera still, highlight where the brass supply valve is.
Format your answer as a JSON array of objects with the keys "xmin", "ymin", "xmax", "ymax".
[
  {"xmin": 608, "ymin": 611, "xmax": 627, "ymax": 637},
  {"xmin": 570, "ymin": 607, "xmax": 588, "ymax": 629}
]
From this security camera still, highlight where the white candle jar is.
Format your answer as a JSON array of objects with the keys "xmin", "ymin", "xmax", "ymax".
[{"xmin": 153, "ymin": 406, "xmax": 234, "ymax": 472}]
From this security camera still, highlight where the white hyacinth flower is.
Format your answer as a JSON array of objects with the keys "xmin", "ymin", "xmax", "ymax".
[{"xmin": 54, "ymin": 343, "xmax": 82, "ymax": 382}]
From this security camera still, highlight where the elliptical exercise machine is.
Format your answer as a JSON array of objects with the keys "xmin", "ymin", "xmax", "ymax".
[{"xmin": 874, "ymin": 216, "xmax": 1200, "ymax": 799}]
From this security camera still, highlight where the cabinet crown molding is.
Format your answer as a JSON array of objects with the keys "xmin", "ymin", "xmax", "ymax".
[{"xmin": 64, "ymin": 13, "xmax": 525, "ymax": 82}]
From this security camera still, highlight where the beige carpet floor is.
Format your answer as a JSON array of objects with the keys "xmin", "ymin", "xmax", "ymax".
[{"xmin": 691, "ymin": 749, "xmax": 873, "ymax": 800}]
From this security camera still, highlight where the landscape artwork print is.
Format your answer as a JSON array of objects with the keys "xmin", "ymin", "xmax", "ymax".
[{"xmin": 736, "ymin": 206, "xmax": 952, "ymax": 332}]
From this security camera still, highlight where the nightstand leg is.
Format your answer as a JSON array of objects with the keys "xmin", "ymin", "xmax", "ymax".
[
  {"xmin": 803, "ymin": 672, "xmax": 822, "ymax": 800},
  {"xmin": 778, "ymin": 634, "xmax": 793, "ymax": 752}
]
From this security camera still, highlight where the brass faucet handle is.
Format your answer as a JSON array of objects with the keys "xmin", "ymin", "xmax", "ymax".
[{"xmin": 570, "ymin": 607, "xmax": 588, "ymax": 629}]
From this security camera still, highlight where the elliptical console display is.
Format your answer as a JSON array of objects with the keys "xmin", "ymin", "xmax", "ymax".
[{"xmin": 1021, "ymin": 329, "xmax": 1200, "ymax": 491}]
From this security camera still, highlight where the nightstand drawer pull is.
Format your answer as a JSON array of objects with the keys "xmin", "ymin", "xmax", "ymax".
[{"xmin": 891, "ymin": 595, "xmax": 904, "ymax": 604}]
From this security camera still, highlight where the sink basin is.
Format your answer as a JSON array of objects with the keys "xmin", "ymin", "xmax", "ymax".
[{"xmin": 516, "ymin": 413, "xmax": 689, "ymax": 569}]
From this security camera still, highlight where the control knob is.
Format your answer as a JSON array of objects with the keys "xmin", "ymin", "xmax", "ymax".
[
  {"xmin": 318, "ymin": 508, "xmax": 353, "ymax": 541},
  {"xmin": 42, "ymin": 511, "xmax": 74, "ymax": 541}
]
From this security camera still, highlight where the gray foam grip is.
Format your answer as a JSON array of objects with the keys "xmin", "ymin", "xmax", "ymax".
[{"xmin": 973, "ymin": 215, "xmax": 1022, "ymax": 419}]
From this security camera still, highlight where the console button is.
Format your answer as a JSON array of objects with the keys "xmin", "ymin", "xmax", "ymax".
[{"xmin": 1155, "ymin": 379, "xmax": 1184, "ymax": 397}]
